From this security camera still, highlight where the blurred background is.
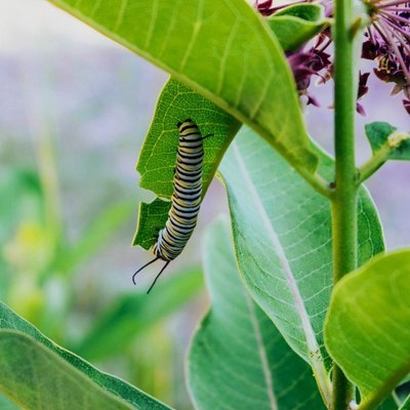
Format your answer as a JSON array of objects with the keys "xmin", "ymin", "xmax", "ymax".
[{"xmin": 0, "ymin": 1, "xmax": 408, "ymax": 409}]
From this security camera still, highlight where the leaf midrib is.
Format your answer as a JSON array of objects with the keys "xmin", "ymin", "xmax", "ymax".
[
  {"xmin": 231, "ymin": 141, "xmax": 331, "ymax": 405},
  {"xmin": 243, "ymin": 291, "xmax": 278, "ymax": 410}
]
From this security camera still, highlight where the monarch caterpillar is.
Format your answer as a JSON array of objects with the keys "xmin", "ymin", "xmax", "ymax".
[{"xmin": 133, "ymin": 119, "xmax": 207, "ymax": 293}]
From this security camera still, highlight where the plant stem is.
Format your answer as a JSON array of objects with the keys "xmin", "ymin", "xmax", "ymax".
[
  {"xmin": 331, "ymin": 0, "xmax": 358, "ymax": 406},
  {"xmin": 358, "ymin": 132, "xmax": 410, "ymax": 185},
  {"xmin": 301, "ymin": 169, "xmax": 333, "ymax": 198},
  {"xmin": 357, "ymin": 144, "xmax": 390, "ymax": 185}
]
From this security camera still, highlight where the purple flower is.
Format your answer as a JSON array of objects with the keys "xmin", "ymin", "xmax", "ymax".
[
  {"xmin": 254, "ymin": 0, "xmax": 410, "ymax": 114},
  {"xmin": 357, "ymin": 72, "xmax": 370, "ymax": 115},
  {"xmin": 255, "ymin": 0, "xmax": 275, "ymax": 16},
  {"xmin": 254, "ymin": 1, "xmax": 335, "ymax": 109},
  {"xmin": 403, "ymin": 99, "xmax": 410, "ymax": 113},
  {"xmin": 361, "ymin": 0, "xmax": 410, "ymax": 112},
  {"xmin": 287, "ymin": 36, "xmax": 333, "ymax": 106}
]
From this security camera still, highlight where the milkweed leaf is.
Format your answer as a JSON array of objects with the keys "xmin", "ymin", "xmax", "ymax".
[
  {"xmin": 0, "ymin": 302, "xmax": 172, "ymax": 409},
  {"xmin": 47, "ymin": 0, "xmax": 319, "ymax": 177},
  {"xmin": 325, "ymin": 251, "xmax": 410, "ymax": 410},
  {"xmin": 268, "ymin": 4, "xmax": 328, "ymax": 51},
  {"xmin": 188, "ymin": 217, "xmax": 325, "ymax": 410},
  {"xmin": 132, "ymin": 5, "xmax": 325, "ymax": 250},
  {"xmin": 365, "ymin": 122, "xmax": 410, "ymax": 161},
  {"xmin": 219, "ymin": 127, "xmax": 384, "ymax": 404}
]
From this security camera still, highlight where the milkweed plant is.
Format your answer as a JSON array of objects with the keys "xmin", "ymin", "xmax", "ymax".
[{"xmin": 0, "ymin": 0, "xmax": 409, "ymax": 409}]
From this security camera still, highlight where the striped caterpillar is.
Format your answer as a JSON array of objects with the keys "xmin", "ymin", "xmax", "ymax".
[{"xmin": 133, "ymin": 119, "xmax": 206, "ymax": 293}]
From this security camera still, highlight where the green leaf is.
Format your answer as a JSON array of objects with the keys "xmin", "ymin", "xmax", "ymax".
[
  {"xmin": 134, "ymin": 198, "xmax": 171, "ymax": 250},
  {"xmin": 137, "ymin": 80, "xmax": 240, "ymax": 199},
  {"xmin": 268, "ymin": 4, "xmax": 327, "ymax": 51},
  {"xmin": 131, "ymin": 3, "xmax": 329, "ymax": 249},
  {"xmin": 0, "ymin": 394, "xmax": 19, "ymax": 410},
  {"xmin": 135, "ymin": 5, "xmax": 324, "ymax": 201},
  {"xmin": 324, "ymin": 251, "xmax": 410, "ymax": 410},
  {"xmin": 133, "ymin": 78, "xmax": 240, "ymax": 250},
  {"xmin": 75, "ymin": 267, "xmax": 203, "ymax": 360},
  {"xmin": 378, "ymin": 396, "xmax": 401, "ymax": 410},
  {"xmin": 132, "ymin": 2, "xmax": 328, "ymax": 250},
  {"xmin": 0, "ymin": 302, "xmax": 171, "ymax": 409},
  {"xmin": 276, "ymin": 3, "xmax": 323, "ymax": 20},
  {"xmin": 399, "ymin": 395, "xmax": 410, "ymax": 410},
  {"xmin": 365, "ymin": 122, "xmax": 410, "ymax": 160},
  {"xmin": 188, "ymin": 217, "xmax": 325, "ymax": 410},
  {"xmin": 218, "ymin": 127, "xmax": 384, "ymax": 405},
  {"xmin": 48, "ymin": 0, "xmax": 318, "ymax": 173},
  {"xmin": 133, "ymin": 77, "xmax": 240, "ymax": 249},
  {"xmin": 0, "ymin": 330, "xmax": 133, "ymax": 409},
  {"xmin": 134, "ymin": 2, "xmax": 324, "ymax": 198}
]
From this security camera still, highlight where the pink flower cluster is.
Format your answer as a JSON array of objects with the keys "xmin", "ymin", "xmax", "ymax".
[{"xmin": 255, "ymin": 0, "xmax": 410, "ymax": 114}]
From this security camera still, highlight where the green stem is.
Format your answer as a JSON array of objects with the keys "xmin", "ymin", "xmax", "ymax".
[
  {"xmin": 358, "ymin": 132, "xmax": 410, "ymax": 185},
  {"xmin": 331, "ymin": 0, "xmax": 358, "ymax": 406},
  {"xmin": 357, "ymin": 145, "xmax": 390, "ymax": 185},
  {"xmin": 301, "ymin": 170, "xmax": 333, "ymax": 198}
]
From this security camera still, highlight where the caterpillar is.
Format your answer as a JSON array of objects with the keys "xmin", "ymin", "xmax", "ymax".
[{"xmin": 132, "ymin": 119, "xmax": 206, "ymax": 293}]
